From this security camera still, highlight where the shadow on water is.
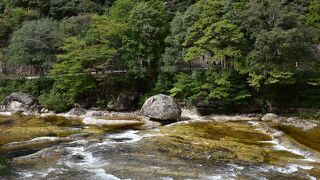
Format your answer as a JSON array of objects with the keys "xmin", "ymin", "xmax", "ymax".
[{"xmin": 0, "ymin": 154, "xmax": 11, "ymax": 177}]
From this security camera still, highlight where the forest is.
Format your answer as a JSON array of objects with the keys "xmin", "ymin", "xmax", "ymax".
[{"xmin": 0, "ymin": 0, "xmax": 319, "ymax": 116}]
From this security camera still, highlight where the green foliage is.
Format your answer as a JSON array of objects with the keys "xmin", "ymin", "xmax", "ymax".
[
  {"xmin": 54, "ymin": 15, "xmax": 127, "ymax": 75},
  {"xmin": 166, "ymin": 0, "xmax": 196, "ymax": 13},
  {"xmin": 108, "ymin": 0, "xmax": 134, "ymax": 22},
  {"xmin": 0, "ymin": 154, "xmax": 11, "ymax": 177},
  {"xmin": 8, "ymin": 18, "xmax": 60, "ymax": 75},
  {"xmin": 59, "ymin": 14, "xmax": 92, "ymax": 38},
  {"xmin": 122, "ymin": 0, "xmax": 170, "ymax": 82},
  {"xmin": 22, "ymin": 77, "xmax": 54, "ymax": 96},
  {"xmin": 0, "ymin": 78, "xmax": 25, "ymax": 101},
  {"xmin": 49, "ymin": 0, "xmax": 105, "ymax": 19},
  {"xmin": 0, "ymin": 6, "xmax": 38, "ymax": 46},
  {"xmin": 38, "ymin": 87, "xmax": 73, "ymax": 112},
  {"xmin": 54, "ymin": 75, "xmax": 96, "ymax": 103},
  {"xmin": 241, "ymin": 0, "xmax": 316, "ymax": 90},
  {"xmin": 170, "ymin": 69, "xmax": 251, "ymax": 109},
  {"xmin": 0, "ymin": 0, "xmax": 319, "ymax": 114},
  {"xmin": 0, "ymin": 77, "xmax": 54, "ymax": 101},
  {"xmin": 306, "ymin": 0, "xmax": 320, "ymax": 43}
]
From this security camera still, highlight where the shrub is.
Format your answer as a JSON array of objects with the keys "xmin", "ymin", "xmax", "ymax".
[{"xmin": 38, "ymin": 88, "xmax": 73, "ymax": 113}]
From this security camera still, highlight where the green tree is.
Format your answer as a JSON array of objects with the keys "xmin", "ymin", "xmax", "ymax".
[
  {"xmin": 108, "ymin": 0, "xmax": 134, "ymax": 22},
  {"xmin": 59, "ymin": 14, "xmax": 92, "ymax": 38},
  {"xmin": 240, "ymin": 0, "xmax": 317, "ymax": 111},
  {"xmin": 306, "ymin": 0, "xmax": 320, "ymax": 57},
  {"xmin": 122, "ymin": 0, "xmax": 170, "ymax": 85},
  {"xmin": 170, "ymin": 69, "xmax": 251, "ymax": 109},
  {"xmin": 12, "ymin": 0, "xmax": 50, "ymax": 16},
  {"xmin": 0, "ymin": 5, "xmax": 37, "ymax": 47},
  {"xmin": 53, "ymin": 15, "xmax": 127, "ymax": 75},
  {"xmin": 166, "ymin": 0, "xmax": 196, "ymax": 13},
  {"xmin": 8, "ymin": 18, "xmax": 60, "ymax": 75},
  {"xmin": 49, "ymin": 0, "xmax": 106, "ymax": 19}
]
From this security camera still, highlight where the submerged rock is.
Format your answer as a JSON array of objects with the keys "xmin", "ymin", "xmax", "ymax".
[
  {"xmin": 1, "ymin": 92, "xmax": 41, "ymax": 114},
  {"xmin": 67, "ymin": 108, "xmax": 87, "ymax": 116},
  {"xmin": 140, "ymin": 94, "xmax": 181, "ymax": 121},
  {"xmin": 107, "ymin": 92, "xmax": 139, "ymax": 111},
  {"xmin": 82, "ymin": 117, "xmax": 143, "ymax": 128},
  {"xmin": 148, "ymin": 121, "xmax": 273, "ymax": 163},
  {"xmin": 12, "ymin": 146, "xmax": 68, "ymax": 167},
  {"xmin": 0, "ymin": 137, "xmax": 72, "ymax": 152}
]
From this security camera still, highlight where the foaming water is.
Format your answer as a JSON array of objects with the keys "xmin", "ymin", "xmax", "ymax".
[
  {"xmin": 0, "ymin": 112, "xmax": 12, "ymax": 116},
  {"xmin": 106, "ymin": 130, "xmax": 143, "ymax": 143},
  {"xmin": 268, "ymin": 139, "xmax": 316, "ymax": 162},
  {"xmin": 84, "ymin": 169, "xmax": 121, "ymax": 180},
  {"xmin": 249, "ymin": 121, "xmax": 317, "ymax": 162},
  {"xmin": 258, "ymin": 164, "xmax": 313, "ymax": 174},
  {"xmin": 10, "ymin": 119, "xmax": 320, "ymax": 179}
]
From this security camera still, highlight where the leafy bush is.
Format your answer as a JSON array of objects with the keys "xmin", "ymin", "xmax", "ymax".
[
  {"xmin": 0, "ymin": 78, "xmax": 26, "ymax": 101},
  {"xmin": 38, "ymin": 88, "xmax": 73, "ymax": 113},
  {"xmin": 170, "ymin": 70, "xmax": 252, "ymax": 110},
  {"xmin": 0, "ymin": 77, "xmax": 54, "ymax": 102},
  {"xmin": 21, "ymin": 78, "xmax": 54, "ymax": 96}
]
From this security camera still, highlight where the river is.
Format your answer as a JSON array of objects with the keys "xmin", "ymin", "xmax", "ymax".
[{"xmin": 0, "ymin": 112, "xmax": 319, "ymax": 179}]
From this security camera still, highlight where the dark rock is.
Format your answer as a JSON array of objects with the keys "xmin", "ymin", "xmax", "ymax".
[
  {"xmin": 12, "ymin": 147, "xmax": 68, "ymax": 167},
  {"xmin": 67, "ymin": 108, "xmax": 87, "ymax": 116},
  {"xmin": 107, "ymin": 92, "xmax": 139, "ymax": 111},
  {"xmin": 195, "ymin": 100, "xmax": 217, "ymax": 115},
  {"xmin": 1, "ymin": 92, "xmax": 41, "ymax": 114},
  {"xmin": 140, "ymin": 94, "xmax": 181, "ymax": 121}
]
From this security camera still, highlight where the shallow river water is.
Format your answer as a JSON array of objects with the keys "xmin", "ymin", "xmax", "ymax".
[{"xmin": 0, "ymin": 114, "xmax": 320, "ymax": 180}]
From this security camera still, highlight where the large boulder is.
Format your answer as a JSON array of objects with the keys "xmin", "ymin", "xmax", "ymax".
[
  {"xmin": 67, "ymin": 108, "xmax": 87, "ymax": 116},
  {"xmin": 1, "ymin": 92, "xmax": 41, "ymax": 114},
  {"xmin": 261, "ymin": 113, "xmax": 279, "ymax": 121},
  {"xmin": 107, "ymin": 92, "xmax": 139, "ymax": 111},
  {"xmin": 140, "ymin": 94, "xmax": 181, "ymax": 121}
]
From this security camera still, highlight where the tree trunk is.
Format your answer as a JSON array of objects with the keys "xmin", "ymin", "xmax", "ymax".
[{"xmin": 266, "ymin": 99, "xmax": 273, "ymax": 112}]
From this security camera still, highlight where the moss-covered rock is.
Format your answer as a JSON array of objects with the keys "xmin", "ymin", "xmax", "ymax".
[
  {"xmin": 150, "ymin": 122, "xmax": 272, "ymax": 163},
  {"xmin": 0, "ymin": 155, "xmax": 11, "ymax": 177}
]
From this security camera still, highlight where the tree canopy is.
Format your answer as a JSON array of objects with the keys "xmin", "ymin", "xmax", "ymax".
[{"xmin": 0, "ymin": 0, "xmax": 319, "ymax": 113}]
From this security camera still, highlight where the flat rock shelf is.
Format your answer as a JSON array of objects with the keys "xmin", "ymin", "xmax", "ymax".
[{"xmin": 0, "ymin": 113, "xmax": 319, "ymax": 179}]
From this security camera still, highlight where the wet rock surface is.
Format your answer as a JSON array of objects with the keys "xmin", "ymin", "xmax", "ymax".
[
  {"xmin": 1, "ymin": 93, "xmax": 42, "ymax": 114},
  {"xmin": 67, "ymin": 108, "xmax": 87, "ymax": 116},
  {"xmin": 140, "ymin": 94, "xmax": 181, "ymax": 121},
  {"xmin": 262, "ymin": 113, "xmax": 281, "ymax": 121},
  {"xmin": 0, "ymin": 113, "xmax": 319, "ymax": 179},
  {"xmin": 261, "ymin": 113, "xmax": 319, "ymax": 130}
]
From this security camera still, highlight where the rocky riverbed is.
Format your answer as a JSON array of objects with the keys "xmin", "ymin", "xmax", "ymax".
[{"xmin": 0, "ymin": 110, "xmax": 319, "ymax": 179}]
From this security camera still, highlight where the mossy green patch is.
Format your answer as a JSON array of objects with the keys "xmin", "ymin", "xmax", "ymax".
[
  {"xmin": 43, "ymin": 116, "xmax": 83, "ymax": 127},
  {"xmin": 273, "ymin": 124, "xmax": 320, "ymax": 152},
  {"xmin": 0, "ymin": 154, "xmax": 11, "ymax": 177},
  {"xmin": 152, "ymin": 122, "xmax": 272, "ymax": 163},
  {"xmin": 0, "ymin": 115, "xmax": 82, "ymax": 147}
]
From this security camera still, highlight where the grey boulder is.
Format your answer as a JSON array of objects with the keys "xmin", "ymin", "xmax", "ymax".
[
  {"xmin": 140, "ymin": 94, "xmax": 181, "ymax": 121},
  {"xmin": 1, "ymin": 92, "xmax": 41, "ymax": 114},
  {"xmin": 261, "ymin": 113, "xmax": 279, "ymax": 121},
  {"xmin": 68, "ymin": 108, "xmax": 87, "ymax": 116}
]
